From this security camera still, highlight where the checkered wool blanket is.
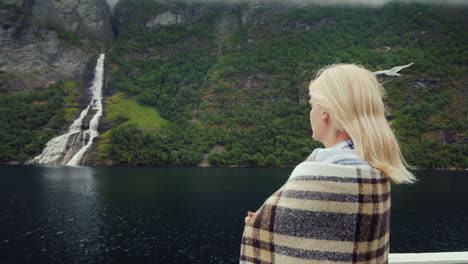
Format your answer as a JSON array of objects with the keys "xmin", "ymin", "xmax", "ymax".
[{"xmin": 240, "ymin": 162, "xmax": 391, "ymax": 264}]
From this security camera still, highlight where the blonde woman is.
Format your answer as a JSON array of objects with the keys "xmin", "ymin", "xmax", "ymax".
[{"xmin": 240, "ymin": 64, "xmax": 415, "ymax": 264}]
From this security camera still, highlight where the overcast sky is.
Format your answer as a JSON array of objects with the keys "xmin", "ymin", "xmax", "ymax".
[
  {"xmin": 187, "ymin": 0, "xmax": 468, "ymax": 6},
  {"xmin": 106, "ymin": 0, "xmax": 468, "ymax": 11}
]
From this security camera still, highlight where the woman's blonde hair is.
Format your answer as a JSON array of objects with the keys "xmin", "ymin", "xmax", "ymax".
[{"xmin": 309, "ymin": 64, "xmax": 416, "ymax": 184}]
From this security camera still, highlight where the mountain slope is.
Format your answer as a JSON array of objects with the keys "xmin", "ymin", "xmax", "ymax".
[{"xmin": 98, "ymin": 1, "xmax": 467, "ymax": 168}]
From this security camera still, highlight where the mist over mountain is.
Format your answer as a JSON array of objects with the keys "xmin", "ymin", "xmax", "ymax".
[
  {"xmin": 108, "ymin": 0, "xmax": 468, "ymax": 7},
  {"xmin": 186, "ymin": 0, "xmax": 468, "ymax": 6}
]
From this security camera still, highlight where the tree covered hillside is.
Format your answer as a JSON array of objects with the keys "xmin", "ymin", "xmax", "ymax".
[{"xmin": 90, "ymin": 1, "xmax": 467, "ymax": 168}]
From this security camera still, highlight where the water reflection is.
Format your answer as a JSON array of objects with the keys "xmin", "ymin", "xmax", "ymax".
[
  {"xmin": 0, "ymin": 165, "xmax": 103, "ymax": 263},
  {"xmin": 391, "ymin": 170, "xmax": 468, "ymax": 253},
  {"xmin": 37, "ymin": 165, "xmax": 102, "ymax": 263},
  {"xmin": 1, "ymin": 166, "xmax": 467, "ymax": 264}
]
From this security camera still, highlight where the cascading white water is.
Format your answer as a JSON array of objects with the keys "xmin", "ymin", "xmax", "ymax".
[{"xmin": 28, "ymin": 54, "xmax": 105, "ymax": 166}]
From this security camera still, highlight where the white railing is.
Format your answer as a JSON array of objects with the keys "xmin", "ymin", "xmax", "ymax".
[{"xmin": 390, "ymin": 251, "xmax": 468, "ymax": 264}]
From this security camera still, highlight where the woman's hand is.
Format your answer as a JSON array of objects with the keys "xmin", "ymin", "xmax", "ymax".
[{"xmin": 244, "ymin": 211, "xmax": 256, "ymax": 225}]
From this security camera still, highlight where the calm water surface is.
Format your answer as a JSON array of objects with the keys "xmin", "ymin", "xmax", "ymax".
[{"xmin": 0, "ymin": 165, "xmax": 467, "ymax": 263}]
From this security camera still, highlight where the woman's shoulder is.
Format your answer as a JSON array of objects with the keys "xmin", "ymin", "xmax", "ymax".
[{"xmin": 290, "ymin": 161, "xmax": 386, "ymax": 182}]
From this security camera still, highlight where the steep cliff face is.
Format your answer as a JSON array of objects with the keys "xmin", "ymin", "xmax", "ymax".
[
  {"xmin": 0, "ymin": 0, "xmax": 114, "ymax": 92},
  {"xmin": 28, "ymin": 0, "xmax": 114, "ymax": 42},
  {"xmin": 112, "ymin": 0, "xmax": 282, "ymax": 34},
  {"xmin": 0, "ymin": 7, "xmax": 88, "ymax": 91}
]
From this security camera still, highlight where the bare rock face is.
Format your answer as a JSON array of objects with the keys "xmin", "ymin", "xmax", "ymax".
[
  {"xmin": 142, "ymin": 6, "xmax": 206, "ymax": 30},
  {"xmin": 29, "ymin": 0, "xmax": 114, "ymax": 42},
  {"xmin": 0, "ymin": 0, "xmax": 114, "ymax": 92},
  {"xmin": 1, "ymin": 0, "xmax": 113, "ymax": 41},
  {"xmin": 145, "ymin": 10, "xmax": 185, "ymax": 28},
  {"xmin": 0, "ymin": 6, "xmax": 91, "ymax": 91}
]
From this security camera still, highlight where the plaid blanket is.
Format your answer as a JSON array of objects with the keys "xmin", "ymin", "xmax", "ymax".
[{"xmin": 240, "ymin": 162, "xmax": 391, "ymax": 264}]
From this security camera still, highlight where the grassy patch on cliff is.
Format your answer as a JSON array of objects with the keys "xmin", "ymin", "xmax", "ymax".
[
  {"xmin": 61, "ymin": 80, "xmax": 81, "ymax": 120},
  {"xmin": 95, "ymin": 92, "xmax": 168, "ymax": 162},
  {"xmin": 45, "ymin": 23, "xmax": 83, "ymax": 47},
  {"xmin": 0, "ymin": 3, "xmax": 21, "ymax": 11},
  {"xmin": 103, "ymin": 92, "xmax": 167, "ymax": 134},
  {"xmin": 0, "ymin": 72, "xmax": 14, "ymax": 92}
]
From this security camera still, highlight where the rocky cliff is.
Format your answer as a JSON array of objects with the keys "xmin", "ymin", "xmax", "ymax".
[
  {"xmin": 0, "ymin": 0, "xmax": 114, "ymax": 92},
  {"xmin": 0, "ymin": 0, "xmax": 295, "ymax": 92}
]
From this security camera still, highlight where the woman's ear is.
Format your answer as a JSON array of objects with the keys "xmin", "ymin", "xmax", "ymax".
[{"xmin": 321, "ymin": 111, "xmax": 330, "ymax": 123}]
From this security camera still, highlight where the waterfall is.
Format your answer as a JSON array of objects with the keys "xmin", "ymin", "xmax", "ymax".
[{"xmin": 28, "ymin": 54, "xmax": 105, "ymax": 166}]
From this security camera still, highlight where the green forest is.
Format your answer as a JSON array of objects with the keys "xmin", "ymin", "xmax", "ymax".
[
  {"xmin": 1, "ymin": 1, "xmax": 467, "ymax": 168},
  {"xmin": 0, "ymin": 81, "xmax": 76, "ymax": 162}
]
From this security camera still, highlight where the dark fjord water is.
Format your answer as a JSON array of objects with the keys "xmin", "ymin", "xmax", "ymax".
[{"xmin": 0, "ymin": 165, "xmax": 467, "ymax": 263}]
